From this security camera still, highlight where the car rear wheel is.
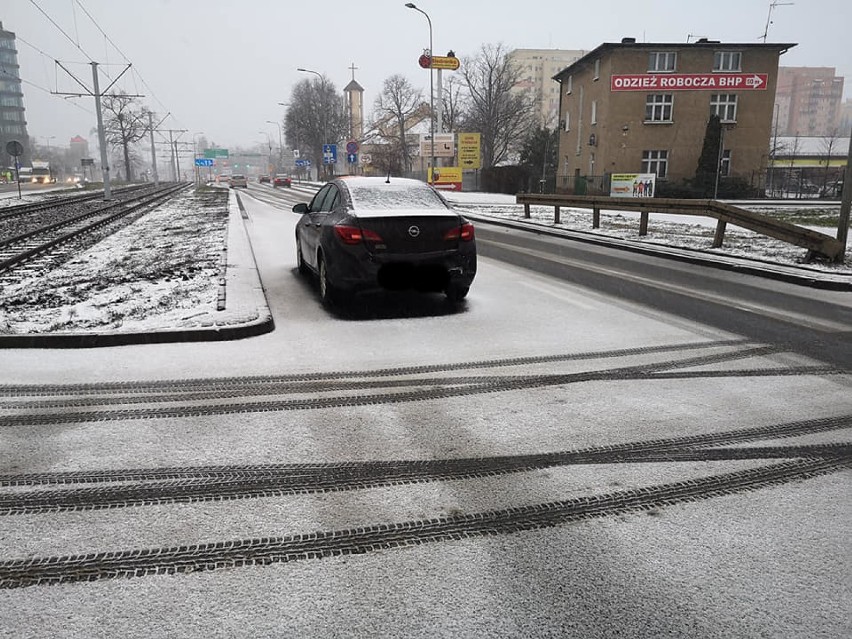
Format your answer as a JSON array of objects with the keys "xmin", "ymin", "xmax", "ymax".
[
  {"xmin": 445, "ymin": 283, "xmax": 469, "ymax": 303},
  {"xmin": 318, "ymin": 256, "xmax": 335, "ymax": 306}
]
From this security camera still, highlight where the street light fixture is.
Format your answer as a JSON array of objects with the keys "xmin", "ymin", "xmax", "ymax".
[
  {"xmin": 266, "ymin": 120, "xmax": 284, "ymax": 171},
  {"xmin": 405, "ymin": 2, "xmax": 435, "ymax": 182},
  {"xmin": 42, "ymin": 135, "xmax": 56, "ymax": 156},
  {"xmin": 297, "ymin": 67, "xmax": 329, "ymax": 178}
]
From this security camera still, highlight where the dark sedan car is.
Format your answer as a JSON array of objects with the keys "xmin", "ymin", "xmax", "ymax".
[
  {"xmin": 293, "ymin": 176, "xmax": 476, "ymax": 305},
  {"xmin": 273, "ymin": 175, "xmax": 292, "ymax": 188}
]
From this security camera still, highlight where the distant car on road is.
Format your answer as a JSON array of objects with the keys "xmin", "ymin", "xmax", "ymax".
[
  {"xmin": 229, "ymin": 174, "xmax": 248, "ymax": 188},
  {"xmin": 259, "ymin": 175, "xmax": 271, "ymax": 184},
  {"xmin": 273, "ymin": 175, "xmax": 292, "ymax": 188},
  {"xmin": 217, "ymin": 175, "xmax": 230, "ymax": 185},
  {"xmin": 293, "ymin": 176, "xmax": 476, "ymax": 306}
]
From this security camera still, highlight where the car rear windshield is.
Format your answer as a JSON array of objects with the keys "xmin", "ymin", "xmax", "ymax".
[
  {"xmin": 232, "ymin": 175, "xmax": 246, "ymax": 179},
  {"xmin": 348, "ymin": 183, "xmax": 448, "ymax": 210}
]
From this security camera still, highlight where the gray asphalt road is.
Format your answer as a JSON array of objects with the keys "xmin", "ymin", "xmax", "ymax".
[{"xmin": 0, "ymin": 190, "xmax": 849, "ymax": 639}]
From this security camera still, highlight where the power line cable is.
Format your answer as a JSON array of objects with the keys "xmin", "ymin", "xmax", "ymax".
[
  {"xmin": 28, "ymin": 0, "xmax": 94, "ymax": 62},
  {"xmin": 73, "ymin": 1, "xmax": 182, "ymax": 129}
]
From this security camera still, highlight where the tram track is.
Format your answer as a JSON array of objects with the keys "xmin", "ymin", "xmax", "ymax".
[{"xmin": 0, "ymin": 183, "xmax": 189, "ymax": 279}]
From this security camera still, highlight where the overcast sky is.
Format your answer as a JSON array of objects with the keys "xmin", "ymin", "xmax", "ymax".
[{"xmin": 5, "ymin": 0, "xmax": 851, "ymax": 152}]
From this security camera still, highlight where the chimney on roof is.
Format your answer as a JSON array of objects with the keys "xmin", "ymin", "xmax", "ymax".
[{"xmin": 621, "ymin": 37, "xmax": 636, "ymax": 44}]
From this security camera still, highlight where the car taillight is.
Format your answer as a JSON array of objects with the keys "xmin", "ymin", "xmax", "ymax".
[
  {"xmin": 334, "ymin": 225, "xmax": 383, "ymax": 245},
  {"xmin": 443, "ymin": 222, "xmax": 475, "ymax": 242}
]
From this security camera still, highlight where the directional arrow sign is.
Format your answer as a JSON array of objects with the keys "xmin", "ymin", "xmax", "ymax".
[{"xmin": 611, "ymin": 73, "xmax": 768, "ymax": 91}]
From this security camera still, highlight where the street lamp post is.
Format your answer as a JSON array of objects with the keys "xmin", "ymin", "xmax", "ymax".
[
  {"xmin": 297, "ymin": 68, "xmax": 328, "ymax": 179},
  {"xmin": 405, "ymin": 2, "xmax": 434, "ymax": 182},
  {"xmin": 258, "ymin": 131, "xmax": 273, "ymax": 174},
  {"xmin": 266, "ymin": 120, "xmax": 283, "ymax": 173}
]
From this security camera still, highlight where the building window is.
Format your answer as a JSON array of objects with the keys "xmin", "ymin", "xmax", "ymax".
[
  {"xmin": 713, "ymin": 51, "xmax": 742, "ymax": 72},
  {"xmin": 593, "ymin": 59, "xmax": 600, "ymax": 80},
  {"xmin": 641, "ymin": 150, "xmax": 669, "ymax": 178},
  {"xmin": 563, "ymin": 112, "xmax": 571, "ymax": 131},
  {"xmin": 720, "ymin": 149, "xmax": 731, "ymax": 177},
  {"xmin": 591, "ymin": 100, "xmax": 597, "ymax": 125},
  {"xmin": 711, "ymin": 93, "xmax": 738, "ymax": 122},
  {"xmin": 566, "ymin": 75, "xmax": 572, "ymax": 94},
  {"xmin": 645, "ymin": 94, "xmax": 673, "ymax": 122},
  {"xmin": 648, "ymin": 51, "xmax": 676, "ymax": 72}
]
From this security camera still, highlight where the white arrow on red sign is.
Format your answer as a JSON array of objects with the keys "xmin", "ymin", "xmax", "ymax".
[{"xmin": 746, "ymin": 74, "xmax": 764, "ymax": 88}]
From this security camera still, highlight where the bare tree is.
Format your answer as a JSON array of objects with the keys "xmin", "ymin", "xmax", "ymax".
[
  {"xmin": 819, "ymin": 129, "xmax": 842, "ymax": 197},
  {"xmin": 368, "ymin": 75, "xmax": 424, "ymax": 173},
  {"xmin": 102, "ymin": 91, "xmax": 148, "ymax": 181},
  {"xmin": 440, "ymin": 75, "xmax": 466, "ymax": 133},
  {"xmin": 459, "ymin": 43, "xmax": 535, "ymax": 168},
  {"xmin": 284, "ymin": 78, "xmax": 348, "ymax": 179}
]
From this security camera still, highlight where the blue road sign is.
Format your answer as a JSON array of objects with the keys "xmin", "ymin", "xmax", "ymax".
[
  {"xmin": 347, "ymin": 153, "xmax": 357, "ymax": 164},
  {"xmin": 295, "ymin": 159, "xmax": 311, "ymax": 167},
  {"xmin": 322, "ymin": 144, "xmax": 337, "ymax": 165},
  {"xmin": 194, "ymin": 158, "xmax": 214, "ymax": 167}
]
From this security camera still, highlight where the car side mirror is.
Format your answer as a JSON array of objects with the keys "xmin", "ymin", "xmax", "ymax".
[{"xmin": 292, "ymin": 202, "xmax": 309, "ymax": 214}]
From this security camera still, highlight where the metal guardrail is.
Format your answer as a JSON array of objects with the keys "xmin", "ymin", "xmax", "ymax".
[{"xmin": 515, "ymin": 193, "xmax": 845, "ymax": 262}]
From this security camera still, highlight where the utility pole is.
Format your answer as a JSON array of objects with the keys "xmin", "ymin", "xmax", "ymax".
[
  {"xmin": 159, "ymin": 129, "xmax": 187, "ymax": 181},
  {"xmin": 52, "ymin": 61, "xmax": 141, "ymax": 201},
  {"xmin": 147, "ymin": 111, "xmax": 159, "ymax": 186},
  {"xmin": 836, "ymin": 126, "xmax": 852, "ymax": 260}
]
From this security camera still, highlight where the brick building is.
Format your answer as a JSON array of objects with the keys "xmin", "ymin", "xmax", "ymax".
[{"xmin": 552, "ymin": 39, "xmax": 794, "ymax": 194}]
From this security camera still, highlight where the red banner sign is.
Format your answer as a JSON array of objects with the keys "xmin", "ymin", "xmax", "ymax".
[{"xmin": 611, "ymin": 73, "xmax": 768, "ymax": 91}]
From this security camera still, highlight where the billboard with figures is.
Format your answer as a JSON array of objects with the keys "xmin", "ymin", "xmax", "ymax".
[{"xmin": 610, "ymin": 173, "xmax": 656, "ymax": 198}]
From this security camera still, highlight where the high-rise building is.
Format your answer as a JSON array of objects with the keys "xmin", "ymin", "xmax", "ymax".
[
  {"xmin": 839, "ymin": 98, "xmax": 852, "ymax": 135},
  {"xmin": 775, "ymin": 67, "xmax": 844, "ymax": 136},
  {"xmin": 0, "ymin": 21, "xmax": 29, "ymax": 169},
  {"xmin": 510, "ymin": 49, "xmax": 587, "ymax": 128}
]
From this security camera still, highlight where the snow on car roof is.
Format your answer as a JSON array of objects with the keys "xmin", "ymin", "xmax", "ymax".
[{"xmin": 341, "ymin": 177, "xmax": 450, "ymax": 212}]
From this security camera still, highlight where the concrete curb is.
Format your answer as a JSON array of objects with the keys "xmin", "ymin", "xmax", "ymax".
[
  {"xmin": 465, "ymin": 212, "xmax": 852, "ymax": 291},
  {"xmin": 0, "ymin": 190, "xmax": 275, "ymax": 349}
]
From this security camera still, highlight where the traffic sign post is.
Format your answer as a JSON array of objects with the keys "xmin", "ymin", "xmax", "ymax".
[
  {"xmin": 322, "ymin": 144, "xmax": 338, "ymax": 165},
  {"xmin": 5, "ymin": 140, "xmax": 23, "ymax": 199}
]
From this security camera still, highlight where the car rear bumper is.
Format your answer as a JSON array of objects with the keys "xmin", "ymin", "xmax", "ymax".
[{"xmin": 326, "ymin": 248, "xmax": 476, "ymax": 294}]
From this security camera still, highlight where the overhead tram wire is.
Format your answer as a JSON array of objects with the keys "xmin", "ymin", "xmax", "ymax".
[
  {"xmin": 73, "ymin": 0, "xmax": 187, "ymax": 131},
  {"xmin": 3, "ymin": 39, "xmax": 95, "ymax": 115},
  {"xmin": 28, "ymin": 0, "xmax": 95, "ymax": 62}
]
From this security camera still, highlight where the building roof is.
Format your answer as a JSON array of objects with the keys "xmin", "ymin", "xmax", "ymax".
[
  {"xmin": 775, "ymin": 136, "xmax": 850, "ymax": 157},
  {"xmin": 344, "ymin": 79, "xmax": 364, "ymax": 93},
  {"xmin": 552, "ymin": 40, "xmax": 797, "ymax": 82}
]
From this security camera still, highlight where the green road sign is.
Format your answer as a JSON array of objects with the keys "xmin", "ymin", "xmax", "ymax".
[{"xmin": 203, "ymin": 148, "xmax": 229, "ymax": 159}]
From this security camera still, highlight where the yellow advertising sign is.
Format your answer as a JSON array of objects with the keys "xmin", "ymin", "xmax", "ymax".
[
  {"xmin": 458, "ymin": 132, "xmax": 481, "ymax": 169},
  {"xmin": 430, "ymin": 56, "xmax": 460, "ymax": 70},
  {"xmin": 428, "ymin": 166, "xmax": 463, "ymax": 191}
]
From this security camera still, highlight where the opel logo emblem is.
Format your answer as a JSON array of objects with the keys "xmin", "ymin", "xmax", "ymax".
[{"xmin": 408, "ymin": 225, "xmax": 421, "ymax": 238}]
